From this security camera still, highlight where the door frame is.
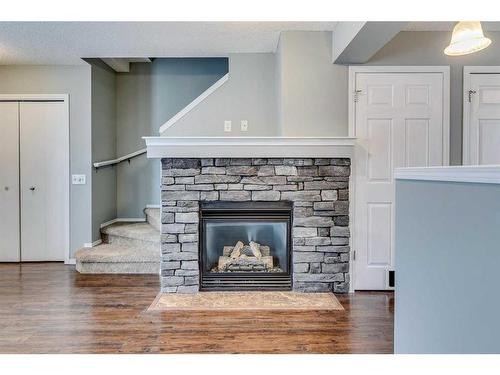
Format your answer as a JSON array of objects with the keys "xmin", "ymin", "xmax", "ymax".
[
  {"xmin": 348, "ymin": 66, "xmax": 450, "ymax": 291},
  {"xmin": 463, "ymin": 66, "xmax": 500, "ymax": 165},
  {"xmin": 0, "ymin": 94, "xmax": 70, "ymax": 264}
]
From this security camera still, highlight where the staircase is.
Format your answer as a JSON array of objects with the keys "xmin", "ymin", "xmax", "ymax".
[{"xmin": 75, "ymin": 208, "xmax": 160, "ymax": 274}]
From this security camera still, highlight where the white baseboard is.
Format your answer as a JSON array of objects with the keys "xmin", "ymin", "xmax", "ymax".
[
  {"xmin": 65, "ymin": 258, "xmax": 76, "ymax": 265},
  {"xmin": 100, "ymin": 217, "xmax": 146, "ymax": 229},
  {"xmin": 145, "ymin": 204, "xmax": 160, "ymax": 209},
  {"xmin": 83, "ymin": 239, "xmax": 102, "ymax": 248}
]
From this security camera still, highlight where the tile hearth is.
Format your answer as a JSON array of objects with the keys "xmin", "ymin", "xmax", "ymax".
[
  {"xmin": 148, "ymin": 291, "xmax": 344, "ymax": 311},
  {"xmin": 161, "ymin": 158, "xmax": 351, "ymax": 294}
]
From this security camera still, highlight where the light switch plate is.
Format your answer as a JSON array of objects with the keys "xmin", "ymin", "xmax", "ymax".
[
  {"xmin": 224, "ymin": 120, "xmax": 232, "ymax": 132},
  {"xmin": 72, "ymin": 174, "xmax": 86, "ymax": 185},
  {"xmin": 241, "ymin": 120, "xmax": 248, "ymax": 132}
]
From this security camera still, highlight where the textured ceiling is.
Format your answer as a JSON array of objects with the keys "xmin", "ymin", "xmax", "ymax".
[
  {"xmin": 0, "ymin": 22, "xmax": 338, "ymax": 65},
  {"xmin": 405, "ymin": 21, "xmax": 500, "ymax": 31}
]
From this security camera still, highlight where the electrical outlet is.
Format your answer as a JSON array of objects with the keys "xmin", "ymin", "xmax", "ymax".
[
  {"xmin": 72, "ymin": 174, "xmax": 86, "ymax": 185},
  {"xmin": 240, "ymin": 120, "xmax": 248, "ymax": 132},
  {"xmin": 224, "ymin": 120, "xmax": 232, "ymax": 132}
]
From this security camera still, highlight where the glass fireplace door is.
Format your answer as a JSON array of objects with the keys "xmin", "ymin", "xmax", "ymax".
[
  {"xmin": 203, "ymin": 219, "xmax": 288, "ymax": 274},
  {"xmin": 199, "ymin": 201, "xmax": 292, "ymax": 291}
]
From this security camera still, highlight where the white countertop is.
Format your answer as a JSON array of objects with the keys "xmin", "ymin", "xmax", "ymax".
[{"xmin": 394, "ymin": 165, "xmax": 500, "ymax": 184}]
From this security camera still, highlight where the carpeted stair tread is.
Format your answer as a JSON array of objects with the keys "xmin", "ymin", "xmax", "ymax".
[
  {"xmin": 75, "ymin": 243, "xmax": 159, "ymax": 263},
  {"xmin": 101, "ymin": 222, "xmax": 160, "ymax": 243},
  {"xmin": 144, "ymin": 207, "xmax": 161, "ymax": 231}
]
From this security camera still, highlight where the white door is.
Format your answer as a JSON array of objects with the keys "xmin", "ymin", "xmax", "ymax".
[
  {"xmin": 20, "ymin": 101, "xmax": 68, "ymax": 261},
  {"xmin": 353, "ymin": 72, "xmax": 448, "ymax": 290},
  {"xmin": 464, "ymin": 73, "xmax": 500, "ymax": 165},
  {"xmin": 0, "ymin": 102, "xmax": 21, "ymax": 261}
]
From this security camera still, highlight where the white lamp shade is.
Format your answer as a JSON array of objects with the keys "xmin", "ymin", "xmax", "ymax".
[{"xmin": 444, "ymin": 21, "xmax": 492, "ymax": 56}]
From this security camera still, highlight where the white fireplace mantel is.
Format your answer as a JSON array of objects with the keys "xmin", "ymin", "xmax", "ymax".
[{"xmin": 143, "ymin": 137, "xmax": 356, "ymax": 159}]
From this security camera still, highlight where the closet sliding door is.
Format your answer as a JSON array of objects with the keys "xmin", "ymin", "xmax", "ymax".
[
  {"xmin": 0, "ymin": 102, "xmax": 20, "ymax": 262},
  {"xmin": 20, "ymin": 101, "xmax": 68, "ymax": 261}
]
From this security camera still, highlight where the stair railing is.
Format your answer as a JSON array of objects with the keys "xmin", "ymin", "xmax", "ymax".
[{"xmin": 93, "ymin": 148, "xmax": 146, "ymax": 170}]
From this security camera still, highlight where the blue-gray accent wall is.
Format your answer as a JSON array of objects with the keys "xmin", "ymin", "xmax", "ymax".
[
  {"xmin": 92, "ymin": 57, "xmax": 228, "ymax": 237},
  {"xmin": 116, "ymin": 57, "xmax": 228, "ymax": 219},
  {"xmin": 395, "ymin": 179, "xmax": 500, "ymax": 353}
]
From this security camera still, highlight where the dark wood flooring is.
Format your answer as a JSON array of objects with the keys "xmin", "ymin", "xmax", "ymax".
[{"xmin": 0, "ymin": 263, "xmax": 394, "ymax": 353}]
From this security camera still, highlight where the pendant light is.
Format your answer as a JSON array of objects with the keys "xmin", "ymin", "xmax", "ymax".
[{"xmin": 444, "ymin": 21, "xmax": 491, "ymax": 56}]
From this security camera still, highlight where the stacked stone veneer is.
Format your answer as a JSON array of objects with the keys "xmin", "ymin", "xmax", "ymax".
[{"xmin": 161, "ymin": 158, "xmax": 351, "ymax": 293}]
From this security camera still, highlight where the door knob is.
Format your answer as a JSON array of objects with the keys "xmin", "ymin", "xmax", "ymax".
[{"xmin": 29, "ymin": 186, "xmax": 36, "ymax": 191}]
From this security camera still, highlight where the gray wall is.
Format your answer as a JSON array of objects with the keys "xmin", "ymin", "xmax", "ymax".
[
  {"xmin": 0, "ymin": 65, "xmax": 92, "ymax": 257},
  {"xmin": 166, "ymin": 32, "xmax": 349, "ymax": 138},
  {"xmin": 165, "ymin": 54, "xmax": 278, "ymax": 136},
  {"xmin": 115, "ymin": 62, "xmax": 152, "ymax": 219},
  {"xmin": 275, "ymin": 37, "xmax": 284, "ymax": 134},
  {"xmin": 279, "ymin": 31, "xmax": 348, "ymax": 137},
  {"xmin": 116, "ymin": 58, "xmax": 228, "ymax": 217},
  {"xmin": 366, "ymin": 31, "xmax": 500, "ymax": 165},
  {"xmin": 395, "ymin": 179, "xmax": 500, "ymax": 353},
  {"xmin": 89, "ymin": 60, "xmax": 117, "ymax": 241}
]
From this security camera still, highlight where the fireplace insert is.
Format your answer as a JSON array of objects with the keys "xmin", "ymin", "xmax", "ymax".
[{"xmin": 199, "ymin": 201, "xmax": 292, "ymax": 291}]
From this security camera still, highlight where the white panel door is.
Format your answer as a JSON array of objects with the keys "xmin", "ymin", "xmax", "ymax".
[
  {"xmin": 354, "ymin": 72, "xmax": 446, "ymax": 290},
  {"xmin": 465, "ymin": 73, "xmax": 500, "ymax": 165},
  {"xmin": 20, "ymin": 102, "xmax": 68, "ymax": 261},
  {"xmin": 0, "ymin": 102, "xmax": 20, "ymax": 262}
]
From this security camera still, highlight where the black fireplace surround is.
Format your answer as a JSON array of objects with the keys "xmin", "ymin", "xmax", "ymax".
[{"xmin": 199, "ymin": 201, "xmax": 293, "ymax": 291}]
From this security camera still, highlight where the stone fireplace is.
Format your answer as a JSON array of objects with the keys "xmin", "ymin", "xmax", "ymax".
[{"xmin": 160, "ymin": 157, "xmax": 351, "ymax": 293}]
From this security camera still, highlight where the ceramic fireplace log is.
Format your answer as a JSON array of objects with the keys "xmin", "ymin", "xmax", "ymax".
[
  {"xmin": 218, "ymin": 255, "xmax": 274, "ymax": 272},
  {"xmin": 223, "ymin": 245, "xmax": 271, "ymax": 257},
  {"xmin": 249, "ymin": 241, "xmax": 262, "ymax": 258},
  {"xmin": 229, "ymin": 241, "xmax": 244, "ymax": 259}
]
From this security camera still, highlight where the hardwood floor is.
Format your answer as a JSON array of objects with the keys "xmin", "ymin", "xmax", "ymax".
[{"xmin": 0, "ymin": 263, "xmax": 393, "ymax": 353}]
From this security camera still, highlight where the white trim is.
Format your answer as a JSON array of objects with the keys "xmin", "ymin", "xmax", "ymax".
[
  {"xmin": 65, "ymin": 258, "xmax": 76, "ymax": 265},
  {"xmin": 93, "ymin": 148, "xmax": 146, "ymax": 168},
  {"xmin": 463, "ymin": 66, "xmax": 500, "ymax": 75},
  {"xmin": 347, "ymin": 69, "xmax": 358, "ymax": 293},
  {"xmin": 347, "ymin": 163, "xmax": 356, "ymax": 293},
  {"xmin": 158, "ymin": 74, "xmax": 229, "ymax": 134},
  {"xmin": 347, "ymin": 66, "xmax": 452, "ymax": 74},
  {"xmin": 0, "ymin": 94, "xmax": 69, "ymax": 101},
  {"xmin": 394, "ymin": 165, "xmax": 500, "ymax": 184},
  {"xmin": 463, "ymin": 67, "xmax": 471, "ymax": 165},
  {"xmin": 145, "ymin": 204, "xmax": 160, "ymax": 209},
  {"xmin": 462, "ymin": 66, "xmax": 500, "ymax": 165},
  {"xmin": 99, "ymin": 217, "xmax": 146, "ymax": 229},
  {"xmin": 348, "ymin": 67, "xmax": 450, "ymax": 292},
  {"xmin": 83, "ymin": 239, "xmax": 102, "ymax": 248},
  {"xmin": 143, "ymin": 136, "xmax": 356, "ymax": 159}
]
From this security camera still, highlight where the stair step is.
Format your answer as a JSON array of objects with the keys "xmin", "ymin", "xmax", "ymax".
[
  {"xmin": 76, "ymin": 243, "xmax": 159, "ymax": 263},
  {"xmin": 144, "ymin": 207, "xmax": 161, "ymax": 231},
  {"xmin": 75, "ymin": 243, "xmax": 159, "ymax": 274},
  {"xmin": 101, "ymin": 222, "xmax": 159, "ymax": 250}
]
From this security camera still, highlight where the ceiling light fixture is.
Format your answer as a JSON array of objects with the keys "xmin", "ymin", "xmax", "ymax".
[{"xmin": 444, "ymin": 21, "xmax": 492, "ymax": 56}]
